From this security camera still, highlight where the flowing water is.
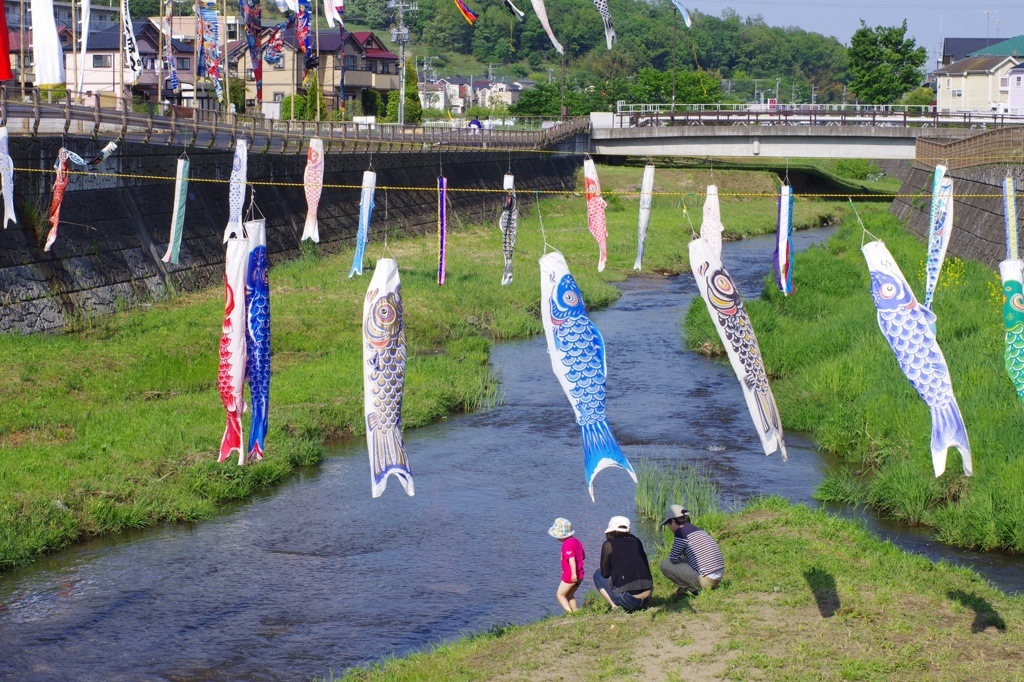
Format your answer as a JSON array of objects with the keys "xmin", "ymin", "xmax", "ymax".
[{"xmin": 2, "ymin": 228, "xmax": 1022, "ymax": 681}]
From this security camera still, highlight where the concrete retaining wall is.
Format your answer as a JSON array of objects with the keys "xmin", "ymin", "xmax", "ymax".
[
  {"xmin": 889, "ymin": 162, "xmax": 1018, "ymax": 268},
  {"xmin": 0, "ymin": 137, "xmax": 581, "ymax": 333}
]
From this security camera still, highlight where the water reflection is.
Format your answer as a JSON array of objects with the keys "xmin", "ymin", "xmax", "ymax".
[{"xmin": 1, "ymin": 228, "xmax": 1021, "ymax": 682}]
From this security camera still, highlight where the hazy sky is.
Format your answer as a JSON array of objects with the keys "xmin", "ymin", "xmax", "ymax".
[{"xmin": 691, "ymin": 0, "xmax": 1024, "ymax": 67}]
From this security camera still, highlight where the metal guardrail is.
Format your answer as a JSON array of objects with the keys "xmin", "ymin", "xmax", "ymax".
[
  {"xmin": 0, "ymin": 87, "xmax": 591, "ymax": 154},
  {"xmin": 611, "ymin": 102, "xmax": 1024, "ymax": 129}
]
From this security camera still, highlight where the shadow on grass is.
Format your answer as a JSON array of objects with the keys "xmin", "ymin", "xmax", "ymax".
[
  {"xmin": 803, "ymin": 567, "xmax": 839, "ymax": 618},
  {"xmin": 947, "ymin": 590, "xmax": 1007, "ymax": 633}
]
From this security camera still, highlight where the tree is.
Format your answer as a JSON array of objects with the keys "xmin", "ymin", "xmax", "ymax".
[
  {"xmin": 305, "ymin": 71, "xmax": 327, "ymax": 120},
  {"xmin": 362, "ymin": 89, "xmax": 383, "ymax": 117},
  {"xmin": 228, "ymin": 77, "xmax": 246, "ymax": 114},
  {"xmin": 901, "ymin": 86, "xmax": 936, "ymax": 107},
  {"xmin": 847, "ymin": 20, "xmax": 926, "ymax": 104},
  {"xmin": 383, "ymin": 62, "xmax": 422, "ymax": 124}
]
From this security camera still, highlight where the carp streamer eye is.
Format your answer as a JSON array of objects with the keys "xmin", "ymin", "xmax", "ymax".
[
  {"xmin": 562, "ymin": 290, "xmax": 580, "ymax": 306},
  {"xmin": 880, "ymin": 283, "xmax": 898, "ymax": 299},
  {"xmin": 1012, "ymin": 293, "xmax": 1024, "ymax": 312},
  {"xmin": 713, "ymin": 274, "xmax": 733, "ymax": 295},
  {"xmin": 376, "ymin": 303, "xmax": 395, "ymax": 325}
]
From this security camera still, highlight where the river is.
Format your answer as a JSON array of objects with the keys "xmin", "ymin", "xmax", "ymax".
[{"xmin": 1, "ymin": 227, "xmax": 1021, "ymax": 681}]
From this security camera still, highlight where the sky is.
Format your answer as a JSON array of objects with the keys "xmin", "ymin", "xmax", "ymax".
[{"xmin": 690, "ymin": 0, "xmax": 1024, "ymax": 68}]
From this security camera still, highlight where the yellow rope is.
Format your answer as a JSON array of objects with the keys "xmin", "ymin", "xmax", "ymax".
[{"xmin": 14, "ymin": 166, "xmax": 1012, "ymax": 199}]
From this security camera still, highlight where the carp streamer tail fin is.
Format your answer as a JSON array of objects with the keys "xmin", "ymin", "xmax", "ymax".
[
  {"xmin": 580, "ymin": 419, "xmax": 636, "ymax": 502},
  {"xmin": 930, "ymin": 401, "xmax": 972, "ymax": 477}
]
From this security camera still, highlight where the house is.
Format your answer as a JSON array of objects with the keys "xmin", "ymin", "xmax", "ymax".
[
  {"xmin": 419, "ymin": 81, "xmax": 448, "ymax": 110},
  {"xmin": 940, "ymin": 37, "xmax": 1006, "ymax": 67},
  {"xmin": 933, "ymin": 55, "xmax": 1020, "ymax": 112},
  {"xmin": 72, "ymin": 21, "xmax": 200, "ymax": 106},
  {"xmin": 477, "ymin": 81, "xmax": 521, "ymax": 108},
  {"xmin": 5, "ymin": 0, "xmax": 117, "ymax": 32},
  {"xmin": 1006, "ymin": 64, "xmax": 1024, "ymax": 114},
  {"xmin": 8, "ymin": 27, "xmax": 74, "ymax": 88},
  {"xmin": 229, "ymin": 29, "xmax": 399, "ymax": 117}
]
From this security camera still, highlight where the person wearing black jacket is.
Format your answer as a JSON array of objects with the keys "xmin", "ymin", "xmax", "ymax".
[{"xmin": 592, "ymin": 516, "xmax": 653, "ymax": 612}]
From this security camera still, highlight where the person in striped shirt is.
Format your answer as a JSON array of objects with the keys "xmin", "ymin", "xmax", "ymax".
[{"xmin": 659, "ymin": 503, "xmax": 725, "ymax": 597}]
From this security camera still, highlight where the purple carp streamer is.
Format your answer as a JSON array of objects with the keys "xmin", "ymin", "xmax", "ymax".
[
  {"xmin": 240, "ymin": 0, "xmax": 262, "ymax": 102},
  {"xmin": 499, "ymin": 173, "xmax": 517, "ymax": 285},
  {"xmin": 589, "ymin": 0, "xmax": 615, "ymax": 49},
  {"xmin": 773, "ymin": 184, "xmax": 794, "ymax": 295},
  {"xmin": 223, "ymin": 139, "xmax": 247, "ymax": 242},
  {"xmin": 218, "ymin": 238, "xmax": 248, "ymax": 464},
  {"xmin": 0, "ymin": 127, "xmax": 16, "ymax": 229},
  {"xmin": 690, "ymin": 236, "xmax": 787, "ymax": 460},
  {"xmin": 161, "ymin": 158, "xmax": 190, "ymax": 264},
  {"xmin": 438, "ymin": 176, "xmax": 448, "ymax": 285},
  {"xmin": 540, "ymin": 251, "xmax": 636, "ymax": 500},
  {"xmin": 529, "ymin": 0, "xmax": 563, "ymax": 54},
  {"xmin": 245, "ymin": 218, "xmax": 271, "ymax": 463},
  {"xmin": 196, "ymin": 1, "xmax": 223, "ymax": 102},
  {"xmin": 363, "ymin": 258, "xmax": 414, "ymax": 497},
  {"xmin": 863, "ymin": 240, "xmax": 971, "ymax": 477},
  {"xmin": 350, "ymin": 170, "xmax": 377, "ymax": 277},
  {"xmin": 700, "ymin": 184, "xmax": 723, "ymax": 261},
  {"xmin": 633, "ymin": 164, "xmax": 654, "ymax": 270},
  {"xmin": 302, "ymin": 137, "xmax": 324, "ymax": 243},
  {"xmin": 122, "ymin": 0, "xmax": 143, "ymax": 84},
  {"xmin": 924, "ymin": 164, "xmax": 953, "ymax": 310}
]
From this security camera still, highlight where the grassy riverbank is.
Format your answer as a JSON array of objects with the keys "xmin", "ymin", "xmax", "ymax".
[
  {"xmin": 336, "ymin": 495, "xmax": 1024, "ymax": 681},
  {"xmin": 1, "ymin": 163, "xmax": 849, "ymax": 572},
  {"xmin": 684, "ymin": 211, "xmax": 1024, "ymax": 552}
]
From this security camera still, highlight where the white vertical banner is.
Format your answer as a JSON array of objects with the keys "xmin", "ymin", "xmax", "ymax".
[
  {"xmin": 30, "ymin": 0, "xmax": 66, "ymax": 85},
  {"xmin": 122, "ymin": 0, "xmax": 144, "ymax": 84},
  {"xmin": 77, "ymin": 0, "xmax": 92, "ymax": 96}
]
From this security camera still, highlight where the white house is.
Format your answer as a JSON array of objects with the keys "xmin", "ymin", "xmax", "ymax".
[{"xmin": 934, "ymin": 55, "xmax": 1020, "ymax": 112}]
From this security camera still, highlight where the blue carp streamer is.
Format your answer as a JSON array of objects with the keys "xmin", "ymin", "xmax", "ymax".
[
  {"xmin": 540, "ymin": 251, "xmax": 636, "ymax": 500},
  {"xmin": 245, "ymin": 219, "xmax": 271, "ymax": 463},
  {"xmin": 863, "ymin": 240, "xmax": 971, "ymax": 477}
]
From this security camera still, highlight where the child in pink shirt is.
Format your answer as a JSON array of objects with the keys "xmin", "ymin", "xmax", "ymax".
[{"xmin": 548, "ymin": 517, "xmax": 585, "ymax": 613}]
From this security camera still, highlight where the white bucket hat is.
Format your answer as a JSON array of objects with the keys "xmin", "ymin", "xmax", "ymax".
[{"xmin": 603, "ymin": 516, "xmax": 631, "ymax": 534}]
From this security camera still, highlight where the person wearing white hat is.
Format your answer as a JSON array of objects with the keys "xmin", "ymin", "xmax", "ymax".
[
  {"xmin": 659, "ymin": 503, "xmax": 724, "ymax": 596},
  {"xmin": 547, "ymin": 517, "xmax": 585, "ymax": 613},
  {"xmin": 592, "ymin": 516, "xmax": 653, "ymax": 612}
]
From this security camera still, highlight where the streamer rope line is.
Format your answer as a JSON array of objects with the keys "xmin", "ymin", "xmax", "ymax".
[{"xmin": 12, "ymin": 164, "xmax": 1014, "ymax": 199}]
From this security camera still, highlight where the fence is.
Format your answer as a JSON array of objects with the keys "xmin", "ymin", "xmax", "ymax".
[
  {"xmin": 916, "ymin": 127, "xmax": 1024, "ymax": 170},
  {"xmin": 0, "ymin": 87, "xmax": 591, "ymax": 154}
]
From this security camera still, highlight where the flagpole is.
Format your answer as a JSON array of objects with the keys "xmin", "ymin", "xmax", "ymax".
[
  {"xmin": 71, "ymin": 0, "xmax": 79, "ymax": 101},
  {"xmin": 158, "ymin": 4, "xmax": 165, "ymax": 108},
  {"xmin": 315, "ymin": 0, "xmax": 320, "ymax": 121},
  {"xmin": 193, "ymin": 1, "xmax": 200, "ymax": 109},
  {"xmin": 222, "ymin": 0, "xmax": 229, "ymax": 111},
  {"xmin": 671, "ymin": 7, "xmax": 677, "ymax": 122}
]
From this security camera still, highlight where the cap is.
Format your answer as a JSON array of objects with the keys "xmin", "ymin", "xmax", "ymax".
[{"xmin": 660, "ymin": 504, "xmax": 689, "ymax": 526}]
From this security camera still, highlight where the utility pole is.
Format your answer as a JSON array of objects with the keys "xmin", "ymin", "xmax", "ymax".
[
  {"xmin": 18, "ymin": 0, "xmax": 24, "ymax": 96},
  {"xmin": 671, "ymin": 7, "xmax": 677, "ymax": 114},
  {"xmin": 791, "ymin": 82, "xmax": 796, "ymax": 103},
  {"xmin": 546, "ymin": 68, "xmax": 553, "ymax": 84},
  {"xmin": 775, "ymin": 77, "xmax": 780, "ymax": 102},
  {"xmin": 388, "ymin": 0, "xmax": 417, "ymax": 126},
  {"xmin": 560, "ymin": 52, "xmax": 565, "ymax": 119}
]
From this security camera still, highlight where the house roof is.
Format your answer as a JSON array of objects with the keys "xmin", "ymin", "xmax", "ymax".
[
  {"xmin": 943, "ymin": 37, "xmax": 1005, "ymax": 62},
  {"xmin": 365, "ymin": 48, "xmax": 398, "ymax": 60},
  {"xmin": 87, "ymin": 21, "xmax": 192, "ymax": 53},
  {"xmin": 934, "ymin": 55, "xmax": 1018, "ymax": 76},
  {"xmin": 968, "ymin": 35, "xmax": 1024, "ymax": 57}
]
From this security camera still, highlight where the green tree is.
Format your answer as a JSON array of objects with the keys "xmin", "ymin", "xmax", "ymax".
[
  {"xmin": 362, "ymin": 89, "xmax": 383, "ymax": 117},
  {"xmin": 847, "ymin": 20, "xmax": 926, "ymax": 104},
  {"xmin": 281, "ymin": 94, "xmax": 308, "ymax": 120},
  {"xmin": 382, "ymin": 62, "xmax": 422, "ymax": 124},
  {"xmin": 305, "ymin": 71, "xmax": 328, "ymax": 120},
  {"xmin": 901, "ymin": 86, "xmax": 936, "ymax": 106},
  {"xmin": 227, "ymin": 77, "xmax": 246, "ymax": 114}
]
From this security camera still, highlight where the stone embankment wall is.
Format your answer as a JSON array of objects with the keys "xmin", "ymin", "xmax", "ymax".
[
  {"xmin": 0, "ymin": 137, "xmax": 581, "ymax": 333},
  {"xmin": 886, "ymin": 160, "xmax": 1015, "ymax": 268}
]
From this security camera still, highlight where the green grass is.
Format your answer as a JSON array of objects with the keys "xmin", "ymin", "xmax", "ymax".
[
  {"xmin": 635, "ymin": 459, "xmax": 721, "ymax": 524},
  {"xmin": 684, "ymin": 210, "xmax": 1024, "ymax": 552},
  {"xmin": 0, "ymin": 163, "xmax": 884, "ymax": 572},
  {"xmin": 333, "ymin": 496, "xmax": 1024, "ymax": 681}
]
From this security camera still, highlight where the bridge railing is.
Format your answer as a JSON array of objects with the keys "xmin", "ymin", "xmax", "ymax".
[
  {"xmin": 611, "ymin": 102, "xmax": 1024, "ymax": 129},
  {"xmin": 917, "ymin": 127, "xmax": 1024, "ymax": 171},
  {"xmin": 0, "ymin": 87, "xmax": 590, "ymax": 154}
]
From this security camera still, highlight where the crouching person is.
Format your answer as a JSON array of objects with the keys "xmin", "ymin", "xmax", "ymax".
[{"xmin": 659, "ymin": 504, "xmax": 724, "ymax": 596}]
